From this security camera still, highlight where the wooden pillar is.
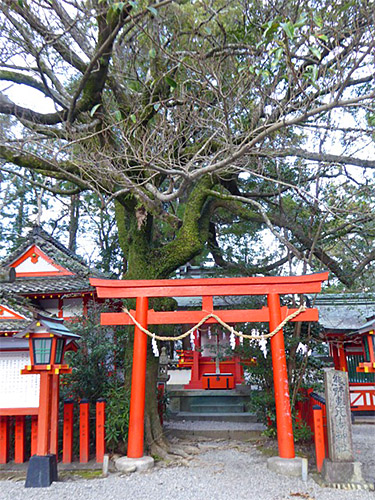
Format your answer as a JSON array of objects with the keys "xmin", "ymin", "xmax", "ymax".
[
  {"xmin": 37, "ymin": 372, "xmax": 52, "ymax": 456},
  {"xmin": 127, "ymin": 296, "xmax": 149, "ymax": 459},
  {"xmin": 313, "ymin": 405, "xmax": 326, "ymax": 472},
  {"xmin": 62, "ymin": 400, "xmax": 74, "ymax": 463},
  {"xmin": 31, "ymin": 415, "xmax": 38, "ymax": 457},
  {"xmin": 0, "ymin": 416, "xmax": 10, "ymax": 464},
  {"xmin": 50, "ymin": 374, "xmax": 60, "ymax": 456},
  {"xmin": 330, "ymin": 343, "xmax": 340, "ymax": 370},
  {"xmin": 96, "ymin": 399, "xmax": 106, "ymax": 463},
  {"xmin": 268, "ymin": 293, "xmax": 295, "ymax": 459},
  {"xmin": 79, "ymin": 399, "xmax": 90, "ymax": 463},
  {"xmin": 14, "ymin": 416, "xmax": 26, "ymax": 463},
  {"xmin": 338, "ymin": 343, "xmax": 348, "ymax": 371}
]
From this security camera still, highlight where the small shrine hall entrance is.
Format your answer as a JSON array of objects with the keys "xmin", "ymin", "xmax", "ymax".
[{"xmin": 91, "ymin": 272, "xmax": 328, "ymax": 462}]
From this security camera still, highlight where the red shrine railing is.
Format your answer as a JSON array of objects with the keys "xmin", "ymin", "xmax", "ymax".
[
  {"xmin": 295, "ymin": 389, "xmax": 328, "ymax": 472},
  {"xmin": 0, "ymin": 399, "xmax": 106, "ymax": 465}
]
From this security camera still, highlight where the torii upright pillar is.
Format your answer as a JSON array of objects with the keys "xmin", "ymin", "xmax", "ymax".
[
  {"xmin": 127, "ymin": 296, "xmax": 148, "ymax": 458},
  {"xmin": 268, "ymin": 293, "xmax": 294, "ymax": 458}
]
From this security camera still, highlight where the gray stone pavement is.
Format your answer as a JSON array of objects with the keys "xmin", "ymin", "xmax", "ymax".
[{"xmin": 0, "ymin": 424, "xmax": 374, "ymax": 500}]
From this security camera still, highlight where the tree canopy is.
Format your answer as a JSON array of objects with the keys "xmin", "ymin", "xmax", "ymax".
[{"xmin": 0, "ymin": 0, "xmax": 375, "ymax": 287}]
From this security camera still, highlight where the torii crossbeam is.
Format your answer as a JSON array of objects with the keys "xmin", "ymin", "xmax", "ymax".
[{"xmin": 91, "ymin": 272, "xmax": 328, "ymax": 463}]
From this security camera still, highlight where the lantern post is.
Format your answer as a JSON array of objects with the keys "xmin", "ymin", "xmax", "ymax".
[{"xmin": 15, "ymin": 314, "xmax": 80, "ymax": 488}]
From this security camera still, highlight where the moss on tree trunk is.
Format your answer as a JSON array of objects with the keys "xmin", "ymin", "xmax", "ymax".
[{"xmin": 114, "ymin": 177, "xmax": 214, "ymax": 453}]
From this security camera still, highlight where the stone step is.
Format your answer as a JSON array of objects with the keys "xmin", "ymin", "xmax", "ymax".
[
  {"xmin": 190, "ymin": 403, "xmax": 245, "ymax": 413},
  {"xmin": 168, "ymin": 412, "xmax": 257, "ymax": 422},
  {"xmin": 164, "ymin": 421, "xmax": 266, "ymax": 441}
]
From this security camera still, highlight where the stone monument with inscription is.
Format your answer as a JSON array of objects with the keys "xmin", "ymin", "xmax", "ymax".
[{"xmin": 322, "ymin": 368, "xmax": 365, "ymax": 486}]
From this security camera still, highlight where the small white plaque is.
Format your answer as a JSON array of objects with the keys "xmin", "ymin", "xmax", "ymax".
[{"xmin": 0, "ymin": 352, "xmax": 39, "ymax": 408}]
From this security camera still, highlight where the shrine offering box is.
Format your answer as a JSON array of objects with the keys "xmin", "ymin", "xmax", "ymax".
[{"xmin": 203, "ymin": 373, "xmax": 235, "ymax": 390}]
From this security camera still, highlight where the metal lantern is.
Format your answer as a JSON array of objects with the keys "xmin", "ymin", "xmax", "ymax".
[
  {"xmin": 15, "ymin": 314, "xmax": 80, "ymax": 374},
  {"xmin": 14, "ymin": 313, "xmax": 80, "ymax": 487}
]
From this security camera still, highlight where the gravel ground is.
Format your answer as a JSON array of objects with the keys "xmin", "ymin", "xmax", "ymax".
[{"xmin": 1, "ymin": 425, "xmax": 374, "ymax": 500}]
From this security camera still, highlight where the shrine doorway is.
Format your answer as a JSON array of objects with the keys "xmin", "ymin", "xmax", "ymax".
[{"xmin": 91, "ymin": 272, "xmax": 328, "ymax": 462}]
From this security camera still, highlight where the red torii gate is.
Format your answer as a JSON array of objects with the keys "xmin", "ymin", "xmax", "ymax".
[{"xmin": 90, "ymin": 272, "xmax": 328, "ymax": 462}]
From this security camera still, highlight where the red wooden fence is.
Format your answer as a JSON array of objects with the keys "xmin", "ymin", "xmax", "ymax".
[
  {"xmin": 0, "ymin": 399, "xmax": 106, "ymax": 465},
  {"xmin": 295, "ymin": 389, "xmax": 328, "ymax": 471}
]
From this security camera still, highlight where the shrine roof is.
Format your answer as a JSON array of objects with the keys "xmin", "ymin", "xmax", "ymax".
[
  {"xmin": 1, "ymin": 225, "xmax": 106, "ymax": 278},
  {"xmin": 0, "ymin": 275, "xmax": 96, "ymax": 295},
  {"xmin": 314, "ymin": 293, "xmax": 375, "ymax": 333},
  {"xmin": 0, "ymin": 226, "xmax": 107, "ymax": 295},
  {"xmin": 0, "ymin": 319, "xmax": 31, "ymax": 333},
  {"xmin": 0, "ymin": 299, "xmax": 33, "ymax": 334}
]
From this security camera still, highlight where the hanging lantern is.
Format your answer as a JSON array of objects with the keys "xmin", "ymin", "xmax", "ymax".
[{"xmin": 15, "ymin": 314, "xmax": 80, "ymax": 374}]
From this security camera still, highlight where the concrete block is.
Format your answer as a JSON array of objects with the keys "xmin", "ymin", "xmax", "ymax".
[
  {"xmin": 267, "ymin": 456, "xmax": 305, "ymax": 478},
  {"xmin": 322, "ymin": 459, "xmax": 364, "ymax": 484},
  {"xmin": 115, "ymin": 455, "xmax": 154, "ymax": 473}
]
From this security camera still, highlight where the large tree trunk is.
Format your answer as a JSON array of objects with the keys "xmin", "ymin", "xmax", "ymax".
[{"xmin": 114, "ymin": 179, "xmax": 213, "ymax": 453}]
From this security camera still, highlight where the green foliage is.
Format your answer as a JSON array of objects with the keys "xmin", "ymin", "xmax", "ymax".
[
  {"xmin": 104, "ymin": 383, "xmax": 131, "ymax": 451},
  {"xmin": 61, "ymin": 304, "xmax": 126, "ymax": 402},
  {"xmin": 241, "ymin": 312, "xmax": 328, "ymax": 442},
  {"xmin": 293, "ymin": 420, "xmax": 312, "ymax": 443},
  {"xmin": 60, "ymin": 303, "xmax": 131, "ymax": 452}
]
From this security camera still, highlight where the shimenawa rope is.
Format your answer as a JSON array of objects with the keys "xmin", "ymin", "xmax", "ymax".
[{"xmin": 122, "ymin": 304, "xmax": 306, "ymax": 342}]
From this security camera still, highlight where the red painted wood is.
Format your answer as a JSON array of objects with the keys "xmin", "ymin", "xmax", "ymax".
[
  {"xmin": 31, "ymin": 415, "xmax": 38, "ymax": 457},
  {"xmin": 184, "ymin": 359, "xmax": 245, "ymax": 389},
  {"xmin": 0, "ymin": 408, "xmax": 39, "ymax": 416},
  {"xmin": 62, "ymin": 401, "xmax": 74, "ymax": 463},
  {"xmin": 50, "ymin": 374, "xmax": 60, "ymax": 456},
  {"xmin": 330, "ymin": 344, "xmax": 340, "ymax": 370},
  {"xmin": 268, "ymin": 293, "xmax": 295, "ymax": 459},
  {"xmin": 11, "ymin": 245, "xmax": 73, "ymax": 277},
  {"xmin": 127, "ymin": 297, "xmax": 149, "ymax": 459},
  {"xmin": 93, "ymin": 282, "xmax": 325, "ymax": 298},
  {"xmin": 313, "ymin": 406, "xmax": 326, "ymax": 472},
  {"xmin": 101, "ymin": 307, "xmax": 318, "ymax": 326},
  {"xmin": 96, "ymin": 399, "xmax": 106, "ymax": 463},
  {"xmin": 14, "ymin": 416, "xmax": 26, "ymax": 463},
  {"xmin": 37, "ymin": 372, "xmax": 52, "ymax": 456},
  {"xmin": 190, "ymin": 330, "xmax": 201, "ymax": 387},
  {"xmin": 338, "ymin": 343, "xmax": 348, "ymax": 371},
  {"xmin": 79, "ymin": 400, "xmax": 90, "ymax": 463},
  {"xmin": 202, "ymin": 374, "xmax": 235, "ymax": 390},
  {"xmin": 202, "ymin": 296, "xmax": 214, "ymax": 311},
  {"xmin": 91, "ymin": 272, "xmax": 328, "ymax": 290},
  {"xmin": 0, "ymin": 416, "xmax": 9, "ymax": 464}
]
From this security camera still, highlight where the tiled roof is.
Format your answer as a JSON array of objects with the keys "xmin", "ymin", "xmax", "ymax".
[
  {"xmin": 314, "ymin": 293, "xmax": 375, "ymax": 332},
  {"xmin": 0, "ymin": 276, "xmax": 94, "ymax": 295},
  {"xmin": 0, "ymin": 226, "xmax": 108, "ymax": 296},
  {"xmin": 0, "ymin": 298, "xmax": 33, "ymax": 334},
  {"xmin": 0, "ymin": 319, "xmax": 31, "ymax": 333},
  {"xmin": 1, "ymin": 226, "xmax": 106, "ymax": 279}
]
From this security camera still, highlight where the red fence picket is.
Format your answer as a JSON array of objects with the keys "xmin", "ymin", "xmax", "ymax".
[
  {"xmin": 312, "ymin": 405, "xmax": 326, "ymax": 471},
  {"xmin": 79, "ymin": 399, "xmax": 90, "ymax": 463},
  {"xmin": 62, "ymin": 400, "xmax": 74, "ymax": 463},
  {"xmin": 96, "ymin": 399, "xmax": 106, "ymax": 463},
  {"xmin": 0, "ymin": 398, "xmax": 106, "ymax": 465},
  {"xmin": 0, "ymin": 416, "xmax": 9, "ymax": 464},
  {"xmin": 14, "ymin": 416, "xmax": 26, "ymax": 463}
]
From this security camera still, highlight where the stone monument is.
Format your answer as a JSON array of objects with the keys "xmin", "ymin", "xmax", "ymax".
[{"xmin": 322, "ymin": 368, "xmax": 366, "ymax": 487}]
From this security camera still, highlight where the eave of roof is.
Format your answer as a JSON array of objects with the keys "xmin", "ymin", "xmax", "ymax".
[
  {"xmin": 0, "ymin": 276, "xmax": 95, "ymax": 295},
  {"xmin": 1, "ymin": 226, "xmax": 107, "ymax": 279}
]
